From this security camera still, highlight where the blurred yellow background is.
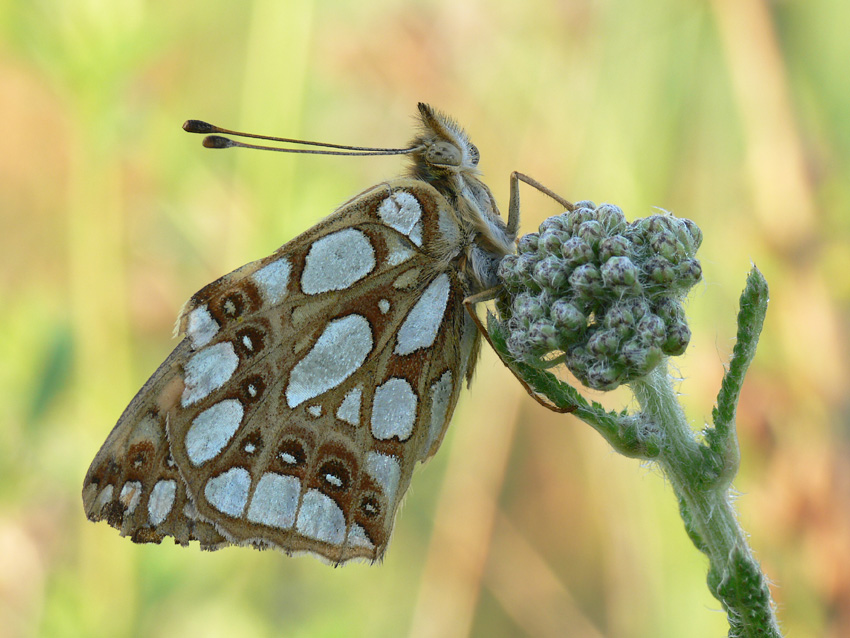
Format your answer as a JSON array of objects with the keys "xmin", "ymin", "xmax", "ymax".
[{"xmin": 1, "ymin": 0, "xmax": 847, "ymax": 636}]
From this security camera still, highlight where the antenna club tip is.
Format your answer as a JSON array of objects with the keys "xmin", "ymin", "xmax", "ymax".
[
  {"xmin": 184, "ymin": 119, "xmax": 215, "ymax": 134},
  {"xmin": 203, "ymin": 135, "xmax": 232, "ymax": 149}
]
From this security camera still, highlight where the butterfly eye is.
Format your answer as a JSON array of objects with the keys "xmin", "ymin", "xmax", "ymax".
[
  {"xmin": 425, "ymin": 140, "xmax": 462, "ymax": 167},
  {"xmin": 468, "ymin": 143, "xmax": 480, "ymax": 165}
]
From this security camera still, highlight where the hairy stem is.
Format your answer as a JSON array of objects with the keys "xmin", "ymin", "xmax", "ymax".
[{"xmin": 630, "ymin": 365, "xmax": 781, "ymax": 637}]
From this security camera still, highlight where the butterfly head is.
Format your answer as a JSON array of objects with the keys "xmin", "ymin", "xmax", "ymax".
[
  {"xmin": 408, "ymin": 104, "xmax": 516, "ymax": 292},
  {"xmin": 409, "ymin": 103, "xmax": 482, "ymax": 182}
]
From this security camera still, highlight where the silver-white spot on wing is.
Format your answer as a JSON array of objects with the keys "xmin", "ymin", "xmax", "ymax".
[
  {"xmin": 205, "ymin": 467, "xmax": 251, "ymax": 518},
  {"xmin": 394, "ymin": 273, "xmax": 451, "ymax": 356},
  {"xmin": 246, "ymin": 473, "xmax": 301, "ymax": 530},
  {"xmin": 371, "ymin": 378, "xmax": 417, "ymax": 441},
  {"xmin": 426, "ymin": 371, "xmax": 453, "ymax": 454},
  {"xmin": 301, "ymin": 228, "xmax": 375, "ymax": 295},
  {"xmin": 252, "ymin": 258, "xmax": 292, "ymax": 305},
  {"xmin": 296, "ymin": 489, "xmax": 346, "ymax": 544},
  {"xmin": 185, "ymin": 399, "xmax": 244, "ymax": 466},
  {"xmin": 94, "ymin": 484, "xmax": 114, "ymax": 510},
  {"xmin": 365, "ymin": 452, "xmax": 401, "ymax": 503},
  {"xmin": 346, "ymin": 524, "xmax": 375, "ymax": 550},
  {"xmin": 378, "ymin": 299, "xmax": 390, "ymax": 314},
  {"xmin": 385, "ymin": 233, "xmax": 417, "ymax": 266},
  {"xmin": 119, "ymin": 481, "xmax": 142, "ymax": 515},
  {"xmin": 336, "ymin": 387, "xmax": 362, "ymax": 426},
  {"xmin": 285, "ymin": 314, "xmax": 372, "ymax": 408},
  {"xmin": 181, "ymin": 342, "xmax": 240, "ymax": 407},
  {"xmin": 307, "ymin": 405, "xmax": 323, "ymax": 417},
  {"xmin": 148, "ymin": 480, "xmax": 177, "ymax": 525},
  {"xmin": 186, "ymin": 305, "xmax": 219, "ymax": 348},
  {"xmin": 378, "ymin": 191, "xmax": 423, "ymax": 246}
]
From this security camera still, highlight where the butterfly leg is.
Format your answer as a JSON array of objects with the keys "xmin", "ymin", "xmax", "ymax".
[
  {"xmin": 464, "ymin": 288, "xmax": 576, "ymax": 414},
  {"xmin": 507, "ymin": 171, "xmax": 574, "ymax": 237}
]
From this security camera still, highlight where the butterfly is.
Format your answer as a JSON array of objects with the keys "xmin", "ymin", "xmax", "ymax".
[{"xmin": 82, "ymin": 103, "xmax": 570, "ymax": 564}]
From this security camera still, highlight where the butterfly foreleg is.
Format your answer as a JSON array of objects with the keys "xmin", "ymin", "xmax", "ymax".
[{"xmin": 508, "ymin": 171, "xmax": 574, "ymax": 237}]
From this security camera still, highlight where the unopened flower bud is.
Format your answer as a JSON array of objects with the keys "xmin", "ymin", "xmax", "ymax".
[
  {"xmin": 588, "ymin": 329, "xmax": 620, "ymax": 357},
  {"xmin": 570, "ymin": 205, "xmax": 597, "ymax": 228},
  {"xmin": 636, "ymin": 313, "xmax": 667, "ymax": 345},
  {"xmin": 680, "ymin": 218, "xmax": 702, "ymax": 253},
  {"xmin": 677, "ymin": 258, "xmax": 702, "ymax": 287},
  {"xmin": 515, "ymin": 253, "xmax": 538, "ymax": 279},
  {"xmin": 601, "ymin": 256, "xmax": 639, "ymax": 290},
  {"xmin": 539, "ymin": 215, "xmax": 568, "ymax": 235},
  {"xmin": 517, "ymin": 233, "xmax": 539, "ymax": 254},
  {"xmin": 500, "ymin": 200, "xmax": 702, "ymax": 390},
  {"xmin": 513, "ymin": 292, "xmax": 547, "ymax": 322},
  {"xmin": 604, "ymin": 303, "xmax": 636, "ymax": 336},
  {"xmin": 577, "ymin": 220, "xmax": 605, "ymax": 250},
  {"xmin": 621, "ymin": 297, "xmax": 650, "ymax": 321},
  {"xmin": 498, "ymin": 253, "xmax": 520, "ymax": 288},
  {"xmin": 620, "ymin": 340, "xmax": 663, "ymax": 373},
  {"xmin": 646, "ymin": 256, "xmax": 676, "ymax": 285},
  {"xmin": 551, "ymin": 299, "xmax": 586, "ymax": 334},
  {"xmin": 573, "ymin": 200, "xmax": 596, "ymax": 211},
  {"xmin": 662, "ymin": 320, "xmax": 691, "ymax": 356},
  {"xmin": 650, "ymin": 229, "xmax": 684, "ymax": 263},
  {"xmin": 599, "ymin": 234, "xmax": 632, "ymax": 261},
  {"xmin": 595, "ymin": 203, "xmax": 627, "ymax": 234},
  {"xmin": 585, "ymin": 363, "xmax": 625, "ymax": 391},
  {"xmin": 653, "ymin": 296, "xmax": 684, "ymax": 322},
  {"xmin": 561, "ymin": 236, "xmax": 595, "ymax": 266},
  {"xmin": 540, "ymin": 229, "xmax": 566, "ymax": 254},
  {"xmin": 569, "ymin": 264, "xmax": 604, "ymax": 299},
  {"xmin": 646, "ymin": 215, "xmax": 677, "ymax": 235},
  {"xmin": 528, "ymin": 320, "xmax": 560, "ymax": 352},
  {"xmin": 533, "ymin": 256, "xmax": 569, "ymax": 290}
]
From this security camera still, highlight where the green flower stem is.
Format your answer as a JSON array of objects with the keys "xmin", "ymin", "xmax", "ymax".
[
  {"xmin": 490, "ymin": 267, "xmax": 780, "ymax": 635},
  {"xmin": 630, "ymin": 365, "xmax": 780, "ymax": 637}
]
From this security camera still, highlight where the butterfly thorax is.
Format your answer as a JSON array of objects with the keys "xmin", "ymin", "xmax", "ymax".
[{"xmin": 408, "ymin": 105, "xmax": 515, "ymax": 292}]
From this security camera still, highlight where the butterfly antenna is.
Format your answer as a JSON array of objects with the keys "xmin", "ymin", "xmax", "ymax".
[{"xmin": 183, "ymin": 120, "xmax": 423, "ymax": 156}]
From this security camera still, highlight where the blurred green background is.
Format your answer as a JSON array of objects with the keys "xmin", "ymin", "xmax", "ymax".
[{"xmin": 2, "ymin": 0, "xmax": 848, "ymax": 636}]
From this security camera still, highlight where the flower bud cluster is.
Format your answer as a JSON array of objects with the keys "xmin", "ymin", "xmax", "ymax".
[{"xmin": 498, "ymin": 201, "xmax": 702, "ymax": 391}]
